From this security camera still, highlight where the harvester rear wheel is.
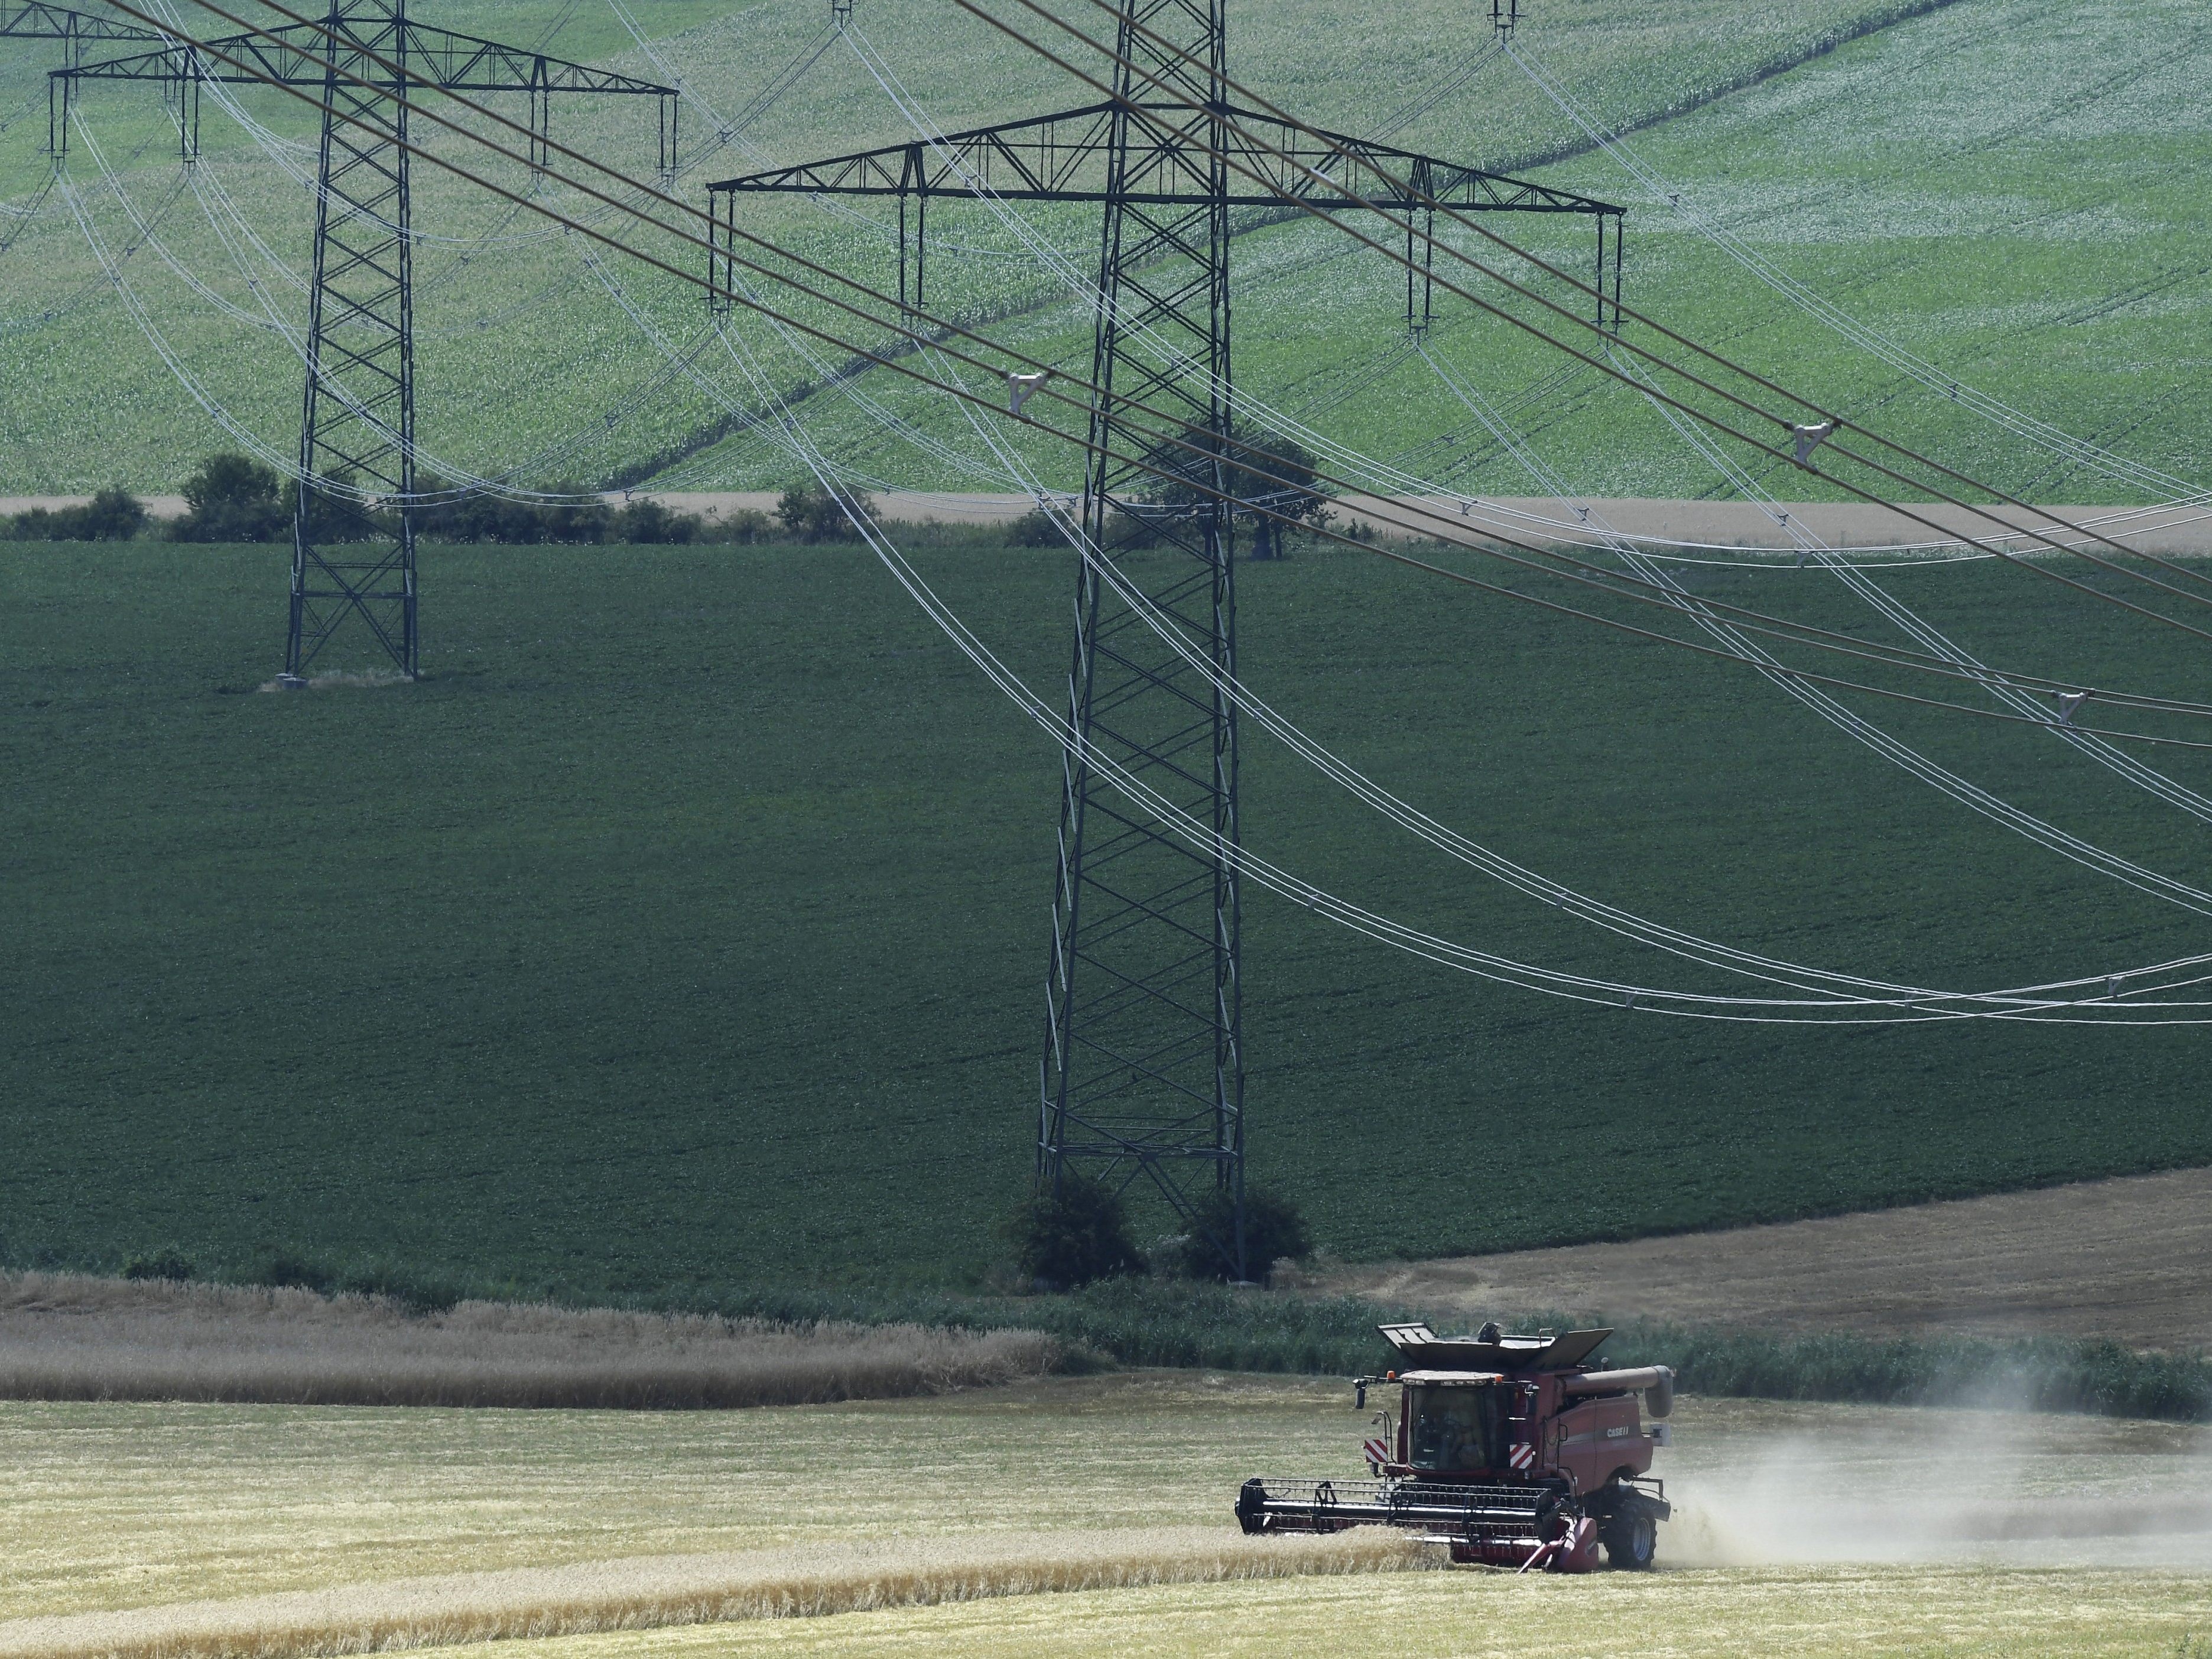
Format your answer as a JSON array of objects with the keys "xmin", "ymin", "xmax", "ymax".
[{"xmin": 1600, "ymin": 1508, "xmax": 1657, "ymax": 1571}]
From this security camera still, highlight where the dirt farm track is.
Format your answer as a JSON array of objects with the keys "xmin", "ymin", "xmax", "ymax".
[{"xmin": 1324, "ymin": 1167, "xmax": 2212, "ymax": 1349}]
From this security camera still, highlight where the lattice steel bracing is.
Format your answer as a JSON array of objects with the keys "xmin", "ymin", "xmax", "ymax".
[
  {"xmin": 0, "ymin": 5, "xmax": 158, "ymax": 150},
  {"xmin": 287, "ymin": 0, "xmax": 417, "ymax": 677},
  {"xmin": 709, "ymin": 2, "xmax": 1626, "ymax": 1274},
  {"xmin": 56, "ymin": 6, "xmax": 676, "ymax": 678},
  {"xmin": 1041, "ymin": 0, "xmax": 1246, "ymax": 1272}
]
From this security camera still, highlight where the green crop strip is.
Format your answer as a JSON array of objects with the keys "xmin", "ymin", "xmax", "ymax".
[{"xmin": 8, "ymin": 538, "xmax": 2212, "ymax": 1291}]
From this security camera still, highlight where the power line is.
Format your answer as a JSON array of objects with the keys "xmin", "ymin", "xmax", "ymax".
[
  {"xmin": 1503, "ymin": 34, "xmax": 2207, "ymax": 511},
  {"xmin": 724, "ymin": 320, "xmax": 2212, "ymax": 1028},
  {"xmin": 82, "ymin": 0, "xmax": 2212, "ymax": 1027},
  {"xmin": 964, "ymin": 0, "xmax": 2212, "ymax": 628},
  {"xmin": 817, "ymin": 20, "xmax": 2212, "ymax": 719},
  {"xmin": 110, "ymin": 0, "xmax": 2212, "ymax": 747},
  {"xmin": 151, "ymin": 0, "xmax": 2205, "ymax": 698}
]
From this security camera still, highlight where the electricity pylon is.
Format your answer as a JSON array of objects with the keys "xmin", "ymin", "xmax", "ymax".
[
  {"xmin": 56, "ymin": 2, "xmax": 677, "ymax": 679},
  {"xmin": 710, "ymin": 1, "xmax": 1624, "ymax": 1277}
]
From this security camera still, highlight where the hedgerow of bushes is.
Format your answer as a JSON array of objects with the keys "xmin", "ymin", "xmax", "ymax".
[
  {"xmin": 674, "ymin": 1279, "xmax": 2212, "ymax": 1425},
  {"xmin": 2, "ymin": 460, "xmax": 905, "ymax": 548},
  {"xmin": 47, "ymin": 1233, "xmax": 2212, "ymax": 1424}
]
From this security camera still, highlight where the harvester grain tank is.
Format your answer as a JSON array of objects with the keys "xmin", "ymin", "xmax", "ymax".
[{"xmin": 1235, "ymin": 1322, "xmax": 1673, "ymax": 1571}]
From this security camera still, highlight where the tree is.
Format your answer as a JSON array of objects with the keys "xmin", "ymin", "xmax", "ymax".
[
  {"xmin": 1229, "ymin": 433, "xmax": 1326, "ymax": 560},
  {"xmin": 171, "ymin": 453, "xmax": 289, "ymax": 543},
  {"xmin": 76, "ymin": 488, "xmax": 148, "ymax": 540},
  {"xmin": 1167, "ymin": 1183, "xmax": 1311, "ymax": 1283},
  {"xmin": 614, "ymin": 497, "xmax": 696, "ymax": 544},
  {"xmin": 775, "ymin": 483, "xmax": 876, "ymax": 544},
  {"xmin": 1006, "ymin": 508, "xmax": 1066, "ymax": 547},
  {"xmin": 1002, "ymin": 1172, "xmax": 1143, "ymax": 1288},
  {"xmin": 1130, "ymin": 425, "xmax": 1328, "ymax": 558},
  {"xmin": 4, "ymin": 488, "xmax": 145, "ymax": 542}
]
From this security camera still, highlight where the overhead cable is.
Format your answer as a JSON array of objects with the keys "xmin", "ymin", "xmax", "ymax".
[
  {"xmin": 832, "ymin": 17, "xmax": 2212, "ymax": 722},
  {"xmin": 1505, "ymin": 34, "xmax": 2208, "ymax": 509},
  {"xmin": 108, "ymin": 0, "xmax": 2212, "ymax": 1024},
  {"xmin": 1418, "ymin": 334, "xmax": 2212, "ymax": 916},
  {"xmin": 118, "ymin": 0, "xmax": 2212, "ymax": 743},
  {"xmin": 959, "ymin": 0, "xmax": 2212, "ymax": 631}
]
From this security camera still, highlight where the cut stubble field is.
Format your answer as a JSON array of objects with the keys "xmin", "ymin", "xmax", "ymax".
[
  {"xmin": 0, "ymin": 1271, "xmax": 1061, "ymax": 1408},
  {"xmin": 1332, "ymin": 1165, "xmax": 2212, "ymax": 1351},
  {"xmin": 4, "ymin": 1376, "xmax": 2211, "ymax": 1658}
]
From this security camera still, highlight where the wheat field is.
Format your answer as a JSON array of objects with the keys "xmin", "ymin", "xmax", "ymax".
[
  {"xmin": 4, "ymin": 1376, "xmax": 2212, "ymax": 1657},
  {"xmin": 0, "ymin": 1531, "xmax": 1433, "ymax": 1659},
  {"xmin": 0, "ymin": 1273, "xmax": 1058, "ymax": 1408},
  {"xmin": 383, "ymin": 1566, "xmax": 2212, "ymax": 1659}
]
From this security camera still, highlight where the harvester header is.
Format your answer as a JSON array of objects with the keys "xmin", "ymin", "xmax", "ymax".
[{"xmin": 1236, "ymin": 1321, "xmax": 1674, "ymax": 1572}]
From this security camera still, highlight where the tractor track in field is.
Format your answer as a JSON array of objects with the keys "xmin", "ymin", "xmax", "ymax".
[{"xmin": 1319, "ymin": 1165, "xmax": 2212, "ymax": 1350}]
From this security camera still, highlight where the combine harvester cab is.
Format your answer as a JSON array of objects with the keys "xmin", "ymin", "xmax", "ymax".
[{"xmin": 1235, "ymin": 1322, "xmax": 1672, "ymax": 1572}]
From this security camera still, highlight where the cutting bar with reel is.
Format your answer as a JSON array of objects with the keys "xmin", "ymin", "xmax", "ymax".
[{"xmin": 1237, "ymin": 1476, "xmax": 1554, "ymax": 1548}]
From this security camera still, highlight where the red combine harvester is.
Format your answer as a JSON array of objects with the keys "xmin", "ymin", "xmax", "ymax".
[{"xmin": 1235, "ymin": 1321, "xmax": 1674, "ymax": 1572}]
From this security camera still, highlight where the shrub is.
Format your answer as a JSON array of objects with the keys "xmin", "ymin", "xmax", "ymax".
[
  {"xmin": 1126, "ymin": 424, "xmax": 1330, "ymax": 560},
  {"xmin": 256, "ymin": 1251, "xmax": 335, "ymax": 1293},
  {"xmin": 8, "ymin": 488, "xmax": 149, "ymax": 541},
  {"xmin": 1229, "ymin": 433, "xmax": 1326, "ymax": 560},
  {"xmin": 1006, "ymin": 509, "xmax": 1066, "ymax": 548},
  {"xmin": 335, "ymin": 1259, "xmax": 463, "ymax": 1314},
  {"xmin": 775, "ymin": 483, "xmax": 875, "ymax": 544},
  {"xmin": 80, "ymin": 487, "xmax": 149, "ymax": 540},
  {"xmin": 1002, "ymin": 1174, "xmax": 1142, "ymax": 1290},
  {"xmin": 247, "ymin": 1249, "xmax": 460, "ymax": 1311},
  {"xmin": 171, "ymin": 454, "xmax": 289, "ymax": 543},
  {"xmin": 1165, "ymin": 1184, "xmax": 1311, "ymax": 1284},
  {"xmin": 411, "ymin": 486, "xmax": 741, "ymax": 547},
  {"xmin": 121, "ymin": 1246, "xmax": 194, "ymax": 1282},
  {"xmin": 700, "ymin": 508, "xmax": 772, "ymax": 544},
  {"xmin": 613, "ymin": 498, "xmax": 696, "ymax": 545}
]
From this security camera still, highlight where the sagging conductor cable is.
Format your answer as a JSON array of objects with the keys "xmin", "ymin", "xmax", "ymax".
[
  {"xmin": 128, "ymin": 0, "xmax": 2207, "ymax": 699},
  {"xmin": 1009, "ymin": 0, "xmax": 2212, "ymax": 592},
  {"xmin": 832, "ymin": 31, "xmax": 2212, "ymax": 600},
  {"xmin": 146, "ymin": 0, "xmax": 2170, "ymax": 706},
  {"xmin": 959, "ymin": 0, "xmax": 2212, "ymax": 628},
  {"xmin": 1417, "ymin": 335, "xmax": 2212, "ymax": 918},
  {"xmin": 816, "ymin": 19, "xmax": 2212, "ymax": 726},
  {"xmin": 752, "ymin": 333, "xmax": 2212, "ymax": 1025},
  {"xmin": 853, "ymin": 53, "xmax": 2212, "ymax": 876},
  {"xmin": 115, "ymin": 0, "xmax": 2212, "ymax": 744},
  {"xmin": 935, "ymin": 332, "xmax": 2212, "ymax": 993},
  {"xmin": 1602, "ymin": 337, "xmax": 2212, "ymax": 830},
  {"xmin": 1505, "ymin": 33, "xmax": 2206, "ymax": 510},
  {"xmin": 108, "ymin": 2, "xmax": 2212, "ymax": 1021}
]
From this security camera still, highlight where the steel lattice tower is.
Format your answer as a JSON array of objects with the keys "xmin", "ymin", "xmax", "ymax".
[
  {"xmin": 53, "ymin": 7, "xmax": 677, "ymax": 681},
  {"xmin": 709, "ymin": 1, "xmax": 1623, "ymax": 1276},
  {"xmin": 1045, "ymin": 0, "xmax": 1247, "ymax": 1274},
  {"xmin": 288, "ymin": 0, "xmax": 417, "ymax": 680}
]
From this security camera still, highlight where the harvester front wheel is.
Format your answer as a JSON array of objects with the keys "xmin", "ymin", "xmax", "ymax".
[{"xmin": 1600, "ymin": 1507, "xmax": 1657, "ymax": 1571}]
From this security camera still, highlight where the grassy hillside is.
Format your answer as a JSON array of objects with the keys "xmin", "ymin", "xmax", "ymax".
[
  {"xmin": 703, "ymin": 0, "xmax": 2211, "ymax": 504},
  {"xmin": 5, "ymin": 0, "xmax": 2203, "ymax": 501},
  {"xmin": 8, "ymin": 534, "xmax": 2212, "ymax": 1296}
]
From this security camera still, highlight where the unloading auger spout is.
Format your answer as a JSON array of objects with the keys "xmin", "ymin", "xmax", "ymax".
[{"xmin": 1235, "ymin": 1322, "xmax": 1674, "ymax": 1572}]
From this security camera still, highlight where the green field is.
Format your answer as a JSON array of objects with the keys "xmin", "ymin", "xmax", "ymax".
[
  {"xmin": 701, "ymin": 0, "xmax": 2212, "ymax": 505},
  {"xmin": 1, "ymin": 0, "xmax": 2204, "ymax": 501},
  {"xmin": 5, "ymin": 1381, "xmax": 2211, "ymax": 1657},
  {"xmin": 8, "ymin": 535, "xmax": 2212, "ymax": 1292}
]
